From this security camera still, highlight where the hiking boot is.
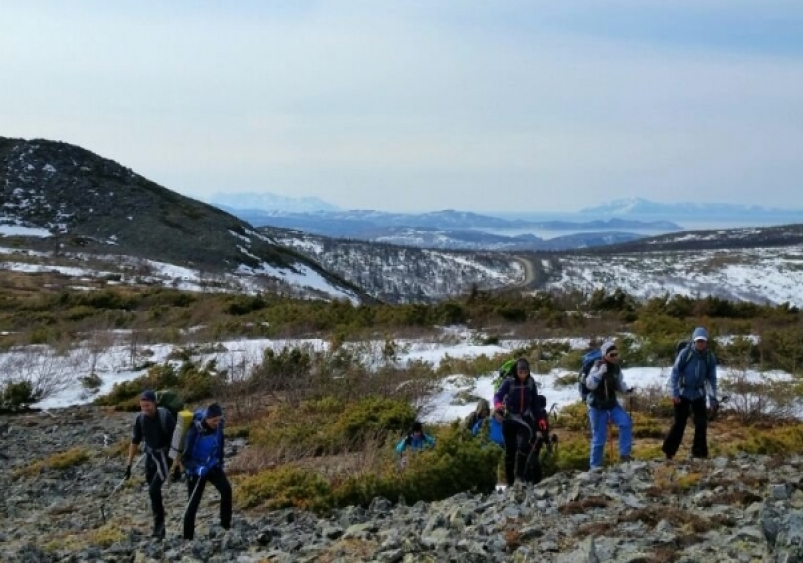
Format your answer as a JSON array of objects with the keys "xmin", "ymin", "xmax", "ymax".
[{"xmin": 152, "ymin": 519, "xmax": 166, "ymax": 540}]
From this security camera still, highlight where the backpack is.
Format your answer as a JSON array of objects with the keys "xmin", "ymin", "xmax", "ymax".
[
  {"xmin": 493, "ymin": 359, "xmax": 518, "ymax": 392},
  {"xmin": 578, "ymin": 349, "xmax": 603, "ymax": 401}
]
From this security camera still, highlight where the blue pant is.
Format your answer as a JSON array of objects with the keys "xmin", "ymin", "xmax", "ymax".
[{"xmin": 589, "ymin": 405, "xmax": 632, "ymax": 469}]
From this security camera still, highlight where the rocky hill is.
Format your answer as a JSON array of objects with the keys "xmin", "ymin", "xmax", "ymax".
[
  {"xmin": 0, "ymin": 137, "xmax": 363, "ymax": 302},
  {"xmin": 4, "ymin": 406, "xmax": 803, "ymax": 562}
]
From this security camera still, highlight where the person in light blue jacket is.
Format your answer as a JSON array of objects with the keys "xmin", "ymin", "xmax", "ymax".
[
  {"xmin": 395, "ymin": 421, "xmax": 435, "ymax": 455},
  {"xmin": 662, "ymin": 327, "xmax": 718, "ymax": 460}
]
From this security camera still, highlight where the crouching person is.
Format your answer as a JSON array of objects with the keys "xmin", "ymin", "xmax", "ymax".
[
  {"xmin": 182, "ymin": 403, "xmax": 232, "ymax": 541},
  {"xmin": 395, "ymin": 421, "xmax": 435, "ymax": 469}
]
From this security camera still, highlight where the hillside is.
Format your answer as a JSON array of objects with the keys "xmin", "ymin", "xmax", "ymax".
[
  {"xmin": 0, "ymin": 137, "xmax": 363, "ymax": 302},
  {"xmin": 264, "ymin": 227, "xmax": 524, "ymax": 303}
]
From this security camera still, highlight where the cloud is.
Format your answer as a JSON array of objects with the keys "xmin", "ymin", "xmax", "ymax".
[{"xmin": 1, "ymin": 1, "xmax": 802, "ymax": 211}]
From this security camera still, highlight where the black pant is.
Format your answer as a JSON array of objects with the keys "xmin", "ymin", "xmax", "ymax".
[
  {"xmin": 662, "ymin": 397, "xmax": 708, "ymax": 459},
  {"xmin": 145, "ymin": 452, "xmax": 171, "ymax": 523},
  {"xmin": 502, "ymin": 418, "xmax": 539, "ymax": 485},
  {"xmin": 184, "ymin": 467, "xmax": 233, "ymax": 540}
]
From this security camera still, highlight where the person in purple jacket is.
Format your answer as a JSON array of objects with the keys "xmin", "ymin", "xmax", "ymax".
[{"xmin": 493, "ymin": 358, "xmax": 549, "ymax": 486}]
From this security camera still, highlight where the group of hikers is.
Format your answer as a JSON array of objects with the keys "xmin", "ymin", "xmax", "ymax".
[
  {"xmin": 122, "ymin": 325, "xmax": 718, "ymax": 538},
  {"xmin": 460, "ymin": 325, "xmax": 719, "ymax": 486}
]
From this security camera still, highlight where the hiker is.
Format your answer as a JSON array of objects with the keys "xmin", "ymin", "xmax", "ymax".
[
  {"xmin": 124, "ymin": 389, "xmax": 176, "ymax": 539},
  {"xmin": 471, "ymin": 413, "xmax": 505, "ymax": 448},
  {"xmin": 662, "ymin": 327, "xmax": 718, "ymax": 460},
  {"xmin": 585, "ymin": 341, "xmax": 634, "ymax": 470},
  {"xmin": 395, "ymin": 421, "xmax": 436, "ymax": 455},
  {"xmin": 182, "ymin": 403, "xmax": 232, "ymax": 541},
  {"xmin": 493, "ymin": 358, "xmax": 550, "ymax": 485},
  {"xmin": 463, "ymin": 399, "xmax": 491, "ymax": 431}
]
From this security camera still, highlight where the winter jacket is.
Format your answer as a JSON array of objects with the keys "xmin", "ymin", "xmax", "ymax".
[
  {"xmin": 395, "ymin": 433, "xmax": 435, "ymax": 454},
  {"xmin": 671, "ymin": 329, "xmax": 718, "ymax": 402},
  {"xmin": 471, "ymin": 416, "xmax": 505, "ymax": 447},
  {"xmin": 493, "ymin": 376, "xmax": 539, "ymax": 418},
  {"xmin": 585, "ymin": 361, "xmax": 629, "ymax": 410},
  {"xmin": 182, "ymin": 419, "xmax": 225, "ymax": 474}
]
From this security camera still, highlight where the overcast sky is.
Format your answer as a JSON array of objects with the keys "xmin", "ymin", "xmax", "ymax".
[{"xmin": 2, "ymin": 0, "xmax": 802, "ymax": 212}]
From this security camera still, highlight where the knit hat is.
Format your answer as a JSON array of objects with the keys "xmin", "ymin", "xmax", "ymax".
[
  {"xmin": 206, "ymin": 403, "xmax": 223, "ymax": 419},
  {"xmin": 411, "ymin": 421, "xmax": 423, "ymax": 433},
  {"xmin": 140, "ymin": 389, "xmax": 157, "ymax": 403},
  {"xmin": 515, "ymin": 358, "xmax": 530, "ymax": 373},
  {"xmin": 692, "ymin": 327, "xmax": 708, "ymax": 342},
  {"xmin": 600, "ymin": 341, "xmax": 618, "ymax": 356}
]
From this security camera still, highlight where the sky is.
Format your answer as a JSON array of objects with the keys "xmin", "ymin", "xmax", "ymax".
[{"xmin": 2, "ymin": 0, "xmax": 802, "ymax": 213}]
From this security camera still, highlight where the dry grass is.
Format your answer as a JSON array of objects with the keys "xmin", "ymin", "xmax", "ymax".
[{"xmin": 314, "ymin": 539, "xmax": 379, "ymax": 563}]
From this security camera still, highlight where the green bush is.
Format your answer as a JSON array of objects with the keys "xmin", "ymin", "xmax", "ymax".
[
  {"xmin": 1, "ymin": 380, "xmax": 37, "ymax": 411},
  {"xmin": 236, "ymin": 465, "xmax": 333, "ymax": 512}
]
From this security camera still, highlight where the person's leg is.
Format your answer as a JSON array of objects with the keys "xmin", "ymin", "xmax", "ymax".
[
  {"xmin": 609, "ymin": 405, "xmax": 633, "ymax": 459},
  {"xmin": 690, "ymin": 398, "xmax": 709, "ymax": 458},
  {"xmin": 661, "ymin": 398, "xmax": 691, "ymax": 459},
  {"xmin": 145, "ymin": 457, "xmax": 167, "ymax": 538},
  {"xmin": 589, "ymin": 408, "xmax": 608, "ymax": 469},
  {"xmin": 183, "ymin": 476, "xmax": 207, "ymax": 540},
  {"xmin": 514, "ymin": 422, "xmax": 533, "ymax": 481},
  {"xmin": 207, "ymin": 469, "xmax": 233, "ymax": 529},
  {"xmin": 501, "ymin": 421, "xmax": 518, "ymax": 485}
]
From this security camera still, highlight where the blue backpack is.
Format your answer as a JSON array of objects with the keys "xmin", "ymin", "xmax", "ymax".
[{"xmin": 578, "ymin": 349, "xmax": 603, "ymax": 401}]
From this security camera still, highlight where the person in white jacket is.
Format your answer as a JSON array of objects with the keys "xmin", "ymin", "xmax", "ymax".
[{"xmin": 584, "ymin": 341, "xmax": 634, "ymax": 470}]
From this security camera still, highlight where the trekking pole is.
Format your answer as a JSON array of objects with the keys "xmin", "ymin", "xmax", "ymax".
[
  {"xmin": 608, "ymin": 414, "xmax": 614, "ymax": 466},
  {"xmin": 182, "ymin": 473, "xmax": 205, "ymax": 523},
  {"xmin": 101, "ymin": 453, "xmax": 145, "ymax": 523}
]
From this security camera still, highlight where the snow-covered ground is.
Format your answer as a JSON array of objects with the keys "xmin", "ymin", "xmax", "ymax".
[{"xmin": 0, "ymin": 328, "xmax": 785, "ymax": 424}]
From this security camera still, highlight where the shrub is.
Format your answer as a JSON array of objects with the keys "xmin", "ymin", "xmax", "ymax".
[
  {"xmin": 1, "ymin": 380, "xmax": 36, "ymax": 411},
  {"xmin": 14, "ymin": 447, "xmax": 90, "ymax": 479},
  {"xmin": 80, "ymin": 373, "xmax": 103, "ymax": 391}
]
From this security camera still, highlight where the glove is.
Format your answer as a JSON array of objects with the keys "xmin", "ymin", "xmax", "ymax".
[
  {"xmin": 537, "ymin": 419, "xmax": 548, "ymax": 431},
  {"xmin": 672, "ymin": 397, "xmax": 681, "ymax": 406},
  {"xmin": 710, "ymin": 400, "xmax": 719, "ymax": 413},
  {"xmin": 170, "ymin": 467, "xmax": 182, "ymax": 483},
  {"xmin": 596, "ymin": 363, "xmax": 607, "ymax": 374},
  {"xmin": 196, "ymin": 465, "xmax": 209, "ymax": 478},
  {"xmin": 493, "ymin": 408, "xmax": 505, "ymax": 422},
  {"xmin": 626, "ymin": 387, "xmax": 635, "ymax": 394},
  {"xmin": 124, "ymin": 464, "xmax": 132, "ymax": 480}
]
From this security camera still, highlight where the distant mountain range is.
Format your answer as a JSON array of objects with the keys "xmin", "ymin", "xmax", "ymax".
[
  {"xmin": 218, "ymin": 207, "xmax": 679, "ymax": 251},
  {"xmin": 209, "ymin": 192, "xmax": 340, "ymax": 213},
  {"xmin": 580, "ymin": 197, "xmax": 803, "ymax": 219}
]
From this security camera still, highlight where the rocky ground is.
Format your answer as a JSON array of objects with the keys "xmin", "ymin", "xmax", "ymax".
[{"xmin": 3, "ymin": 406, "xmax": 803, "ymax": 562}]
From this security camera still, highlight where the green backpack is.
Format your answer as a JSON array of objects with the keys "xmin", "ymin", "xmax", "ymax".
[{"xmin": 493, "ymin": 359, "xmax": 518, "ymax": 392}]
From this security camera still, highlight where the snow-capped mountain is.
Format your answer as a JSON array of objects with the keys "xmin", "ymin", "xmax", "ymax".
[
  {"xmin": 580, "ymin": 197, "xmax": 803, "ymax": 220},
  {"xmin": 0, "ymin": 137, "xmax": 363, "ymax": 302},
  {"xmin": 208, "ymin": 192, "xmax": 340, "ymax": 213}
]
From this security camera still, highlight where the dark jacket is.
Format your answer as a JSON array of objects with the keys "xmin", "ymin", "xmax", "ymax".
[
  {"xmin": 585, "ymin": 361, "xmax": 628, "ymax": 410},
  {"xmin": 494, "ymin": 376, "xmax": 539, "ymax": 418},
  {"xmin": 132, "ymin": 408, "xmax": 176, "ymax": 454}
]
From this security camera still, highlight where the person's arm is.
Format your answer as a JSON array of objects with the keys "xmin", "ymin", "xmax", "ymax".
[
  {"xmin": 127, "ymin": 416, "xmax": 142, "ymax": 465},
  {"xmin": 616, "ymin": 371, "xmax": 629, "ymax": 393},
  {"xmin": 424, "ymin": 434, "xmax": 435, "ymax": 448},
  {"xmin": 395, "ymin": 436, "xmax": 409, "ymax": 455},
  {"xmin": 585, "ymin": 361, "xmax": 606, "ymax": 390},
  {"xmin": 670, "ymin": 355, "xmax": 681, "ymax": 399},
  {"xmin": 493, "ymin": 380, "xmax": 510, "ymax": 411}
]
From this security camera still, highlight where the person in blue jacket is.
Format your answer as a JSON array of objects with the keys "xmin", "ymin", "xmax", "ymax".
[
  {"xmin": 181, "ymin": 403, "xmax": 232, "ymax": 541},
  {"xmin": 662, "ymin": 327, "xmax": 718, "ymax": 460},
  {"xmin": 395, "ymin": 421, "xmax": 436, "ymax": 455},
  {"xmin": 471, "ymin": 413, "xmax": 505, "ymax": 447}
]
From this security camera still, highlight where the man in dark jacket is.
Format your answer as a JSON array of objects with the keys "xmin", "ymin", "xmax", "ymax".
[
  {"xmin": 125, "ymin": 389, "xmax": 176, "ymax": 539},
  {"xmin": 662, "ymin": 327, "xmax": 718, "ymax": 460},
  {"xmin": 585, "ymin": 341, "xmax": 634, "ymax": 470},
  {"xmin": 181, "ymin": 403, "xmax": 232, "ymax": 541},
  {"xmin": 492, "ymin": 358, "xmax": 549, "ymax": 486}
]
